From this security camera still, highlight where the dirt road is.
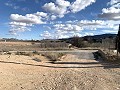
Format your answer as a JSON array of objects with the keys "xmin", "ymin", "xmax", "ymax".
[{"xmin": 0, "ymin": 50, "xmax": 120, "ymax": 90}]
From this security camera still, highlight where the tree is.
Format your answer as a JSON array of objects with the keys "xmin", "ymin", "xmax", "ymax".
[{"xmin": 71, "ymin": 36, "xmax": 86, "ymax": 48}]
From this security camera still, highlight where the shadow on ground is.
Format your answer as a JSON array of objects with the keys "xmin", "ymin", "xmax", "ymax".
[
  {"xmin": 32, "ymin": 58, "xmax": 41, "ymax": 62},
  {"xmin": 51, "ymin": 51, "xmax": 120, "ymax": 69},
  {"xmin": 0, "ymin": 59, "xmax": 119, "ymax": 69},
  {"xmin": 0, "ymin": 51, "xmax": 119, "ymax": 69}
]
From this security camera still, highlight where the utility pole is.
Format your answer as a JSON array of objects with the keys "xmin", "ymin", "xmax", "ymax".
[{"xmin": 116, "ymin": 24, "xmax": 120, "ymax": 60}]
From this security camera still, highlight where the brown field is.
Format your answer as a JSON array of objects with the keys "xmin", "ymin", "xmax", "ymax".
[
  {"xmin": 0, "ymin": 49, "xmax": 120, "ymax": 90},
  {"xmin": 0, "ymin": 42, "xmax": 32, "ymax": 46},
  {"xmin": 0, "ymin": 41, "xmax": 69, "ymax": 51}
]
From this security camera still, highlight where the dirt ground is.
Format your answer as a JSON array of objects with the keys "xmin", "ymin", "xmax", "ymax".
[{"xmin": 0, "ymin": 50, "xmax": 120, "ymax": 90}]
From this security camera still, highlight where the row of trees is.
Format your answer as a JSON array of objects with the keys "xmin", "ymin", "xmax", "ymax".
[{"xmin": 67, "ymin": 35, "xmax": 116, "ymax": 48}]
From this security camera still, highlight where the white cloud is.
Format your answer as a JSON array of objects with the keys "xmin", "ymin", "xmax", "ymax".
[
  {"xmin": 40, "ymin": 19, "xmax": 119, "ymax": 39},
  {"xmin": 51, "ymin": 23, "xmax": 83, "ymax": 38},
  {"xmin": 5, "ymin": 2, "xmax": 13, "ymax": 7},
  {"xmin": 40, "ymin": 23, "xmax": 84, "ymax": 39},
  {"xmin": 98, "ymin": 0, "xmax": 120, "ymax": 20},
  {"xmin": 5, "ymin": 2, "xmax": 20, "ymax": 10},
  {"xmin": 9, "ymin": 25, "xmax": 31, "ymax": 35},
  {"xmin": 42, "ymin": 1, "xmax": 69, "ymax": 19},
  {"xmin": 35, "ymin": 12, "xmax": 48, "ymax": 18},
  {"xmin": 43, "ymin": 2, "xmax": 68, "ymax": 15},
  {"xmin": 102, "ymin": 7, "xmax": 120, "ymax": 13},
  {"xmin": 43, "ymin": 26, "xmax": 51, "ymax": 30},
  {"xmin": 54, "ymin": 30, "xmax": 68, "ymax": 39},
  {"xmin": 102, "ymin": 30, "xmax": 118, "ymax": 33},
  {"xmin": 70, "ymin": 0, "xmax": 96, "ymax": 13},
  {"xmin": 5, "ymin": 1, "xmax": 30, "ymax": 11},
  {"xmin": 21, "ymin": 7, "xmax": 29, "ymax": 11},
  {"xmin": 10, "ymin": 14, "xmax": 46, "ymax": 24},
  {"xmin": 9, "ymin": 0, "xmax": 120, "ymax": 39},
  {"xmin": 77, "ymin": 20, "xmax": 120, "ymax": 31},
  {"xmin": 65, "ymin": 24, "xmax": 83, "ymax": 31},
  {"xmin": 42, "ymin": 0, "xmax": 96, "ymax": 20},
  {"xmin": 78, "ymin": 20, "xmax": 104, "ymax": 26},
  {"xmin": 9, "ymin": 22, "xmax": 32, "ymax": 35},
  {"xmin": 77, "ymin": 20, "xmax": 106, "ymax": 30},
  {"xmin": 65, "ymin": 20, "xmax": 78, "ymax": 24},
  {"xmin": 49, "ymin": 21, "xmax": 63, "ymax": 24},
  {"xmin": 9, "ymin": 22, "xmax": 32, "ymax": 27},
  {"xmin": 40, "ymin": 31, "xmax": 52, "ymax": 39},
  {"xmin": 55, "ymin": 20, "xmax": 119, "ymax": 36},
  {"xmin": 51, "ymin": 15, "xmax": 57, "ymax": 20},
  {"xmin": 56, "ymin": 34, "xmax": 70, "ymax": 39},
  {"xmin": 108, "ymin": 0, "xmax": 120, "ymax": 5},
  {"xmin": 54, "ymin": 24, "xmax": 83, "ymax": 32},
  {"xmin": 56, "ymin": 0, "xmax": 70, "ymax": 7},
  {"xmin": 83, "ymin": 32, "xmax": 94, "ymax": 36},
  {"xmin": 9, "ymin": 12, "xmax": 48, "ymax": 35}
]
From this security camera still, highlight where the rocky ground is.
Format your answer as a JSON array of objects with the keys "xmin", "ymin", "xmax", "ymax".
[{"xmin": 0, "ymin": 50, "xmax": 120, "ymax": 90}]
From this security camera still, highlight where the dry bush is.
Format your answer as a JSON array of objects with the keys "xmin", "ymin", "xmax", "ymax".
[
  {"xmin": 25, "ymin": 53, "xmax": 34, "ymax": 56},
  {"xmin": 15, "ymin": 51, "xmax": 40, "ymax": 56},
  {"xmin": 15, "ymin": 51, "xmax": 26, "ymax": 55},
  {"xmin": 2, "ymin": 49, "xmax": 9, "ymax": 52},
  {"xmin": 41, "ymin": 52, "xmax": 65, "ymax": 62},
  {"xmin": 32, "ymin": 51, "xmax": 40, "ymax": 55}
]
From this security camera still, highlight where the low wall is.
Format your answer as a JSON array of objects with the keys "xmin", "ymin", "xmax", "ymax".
[{"xmin": 98, "ymin": 49, "xmax": 118, "ymax": 61}]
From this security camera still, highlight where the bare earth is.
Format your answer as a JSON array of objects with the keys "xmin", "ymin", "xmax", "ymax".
[{"xmin": 0, "ymin": 50, "xmax": 120, "ymax": 90}]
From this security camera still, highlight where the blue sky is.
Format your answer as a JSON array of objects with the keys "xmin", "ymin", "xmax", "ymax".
[{"xmin": 0, "ymin": 0, "xmax": 120, "ymax": 40}]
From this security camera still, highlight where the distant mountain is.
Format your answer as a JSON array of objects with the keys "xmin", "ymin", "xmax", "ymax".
[
  {"xmin": 83, "ymin": 34, "xmax": 117, "ymax": 40},
  {"xmin": 83, "ymin": 34, "xmax": 117, "ymax": 43},
  {"xmin": 0, "ymin": 34, "xmax": 117, "ymax": 43},
  {"xmin": 58, "ymin": 34, "xmax": 117, "ymax": 44}
]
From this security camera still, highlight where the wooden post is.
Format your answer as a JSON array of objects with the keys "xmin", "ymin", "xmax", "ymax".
[
  {"xmin": 117, "ymin": 36, "xmax": 119, "ymax": 60},
  {"xmin": 116, "ymin": 24, "xmax": 120, "ymax": 60}
]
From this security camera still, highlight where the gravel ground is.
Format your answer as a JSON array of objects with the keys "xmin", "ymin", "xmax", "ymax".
[{"xmin": 0, "ymin": 50, "xmax": 120, "ymax": 90}]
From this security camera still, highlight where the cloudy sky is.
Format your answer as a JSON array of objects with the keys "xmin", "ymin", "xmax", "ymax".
[{"xmin": 1, "ymin": 0, "xmax": 120, "ymax": 40}]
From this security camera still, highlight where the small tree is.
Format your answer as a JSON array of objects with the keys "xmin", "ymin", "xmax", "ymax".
[{"xmin": 71, "ymin": 36, "xmax": 86, "ymax": 48}]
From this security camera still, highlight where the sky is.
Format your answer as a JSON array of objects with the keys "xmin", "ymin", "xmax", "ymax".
[{"xmin": 0, "ymin": 0, "xmax": 120, "ymax": 40}]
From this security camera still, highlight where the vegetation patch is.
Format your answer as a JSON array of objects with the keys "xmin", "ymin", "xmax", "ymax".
[{"xmin": 41, "ymin": 52, "xmax": 66, "ymax": 62}]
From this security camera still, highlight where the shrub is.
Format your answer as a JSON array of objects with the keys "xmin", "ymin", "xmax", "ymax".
[
  {"xmin": 33, "ymin": 51, "xmax": 40, "ymax": 55},
  {"xmin": 41, "ymin": 52, "xmax": 65, "ymax": 62}
]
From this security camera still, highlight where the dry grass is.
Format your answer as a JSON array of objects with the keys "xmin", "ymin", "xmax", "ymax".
[
  {"xmin": 0, "ymin": 50, "xmax": 65, "ymax": 63},
  {"xmin": 0, "ymin": 41, "xmax": 69, "ymax": 51}
]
